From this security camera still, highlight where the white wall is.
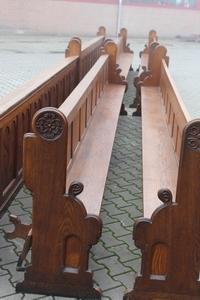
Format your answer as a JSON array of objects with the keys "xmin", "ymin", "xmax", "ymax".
[{"xmin": 0, "ymin": 0, "xmax": 200, "ymax": 37}]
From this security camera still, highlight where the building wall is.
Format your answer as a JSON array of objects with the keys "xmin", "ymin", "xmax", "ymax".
[{"xmin": 0, "ymin": 0, "xmax": 200, "ymax": 37}]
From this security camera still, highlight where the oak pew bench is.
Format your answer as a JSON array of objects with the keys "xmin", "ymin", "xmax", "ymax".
[
  {"xmin": 7, "ymin": 39, "xmax": 133, "ymax": 299},
  {"xmin": 124, "ymin": 58, "xmax": 200, "ymax": 300}
]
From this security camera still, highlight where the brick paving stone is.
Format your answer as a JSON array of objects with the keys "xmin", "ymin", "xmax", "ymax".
[
  {"xmin": 114, "ymin": 271, "xmax": 136, "ymax": 291},
  {"xmin": 8, "ymin": 204, "xmax": 29, "ymax": 217},
  {"xmin": 112, "ymin": 213, "xmax": 134, "ymax": 227},
  {"xmin": 17, "ymin": 197, "xmax": 32, "ymax": 209},
  {"xmin": 121, "ymin": 205, "xmax": 143, "ymax": 219},
  {"xmin": 110, "ymin": 244, "xmax": 136, "ymax": 263},
  {"xmin": 93, "ymin": 269, "xmax": 120, "ymax": 291},
  {"xmin": 0, "ymin": 231, "xmax": 13, "ymax": 248},
  {"xmin": 0, "ymin": 275, "xmax": 15, "ymax": 297},
  {"xmin": 101, "ymin": 231, "xmax": 123, "ymax": 248},
  {"xmin": 91, "ymin": 242, "xmax": 114, "ymax": 261},
  {"xmin": 103, "ymin": 204, "xmax": 124, "ymax": 216},
  {"xmin": 0, "ymin": 247, "xmax": 19, "ymax": 266},
  {"xmin": 89, "ymin": 256, "xmax": 105, "ymax": 272},
  {"xmin": 2, "ymin": 262, "xmax": 23, "ymax": 284},
  {"xmin": 116, "ymin": 190, "xmax": 135, "ymax": 201},
  {"xmin": 123, "ymin": 257, "xmax": 142, "ymax": 274},
  {"xmin": 110, "ymin": 197, "xmax": 129, "ymax": 208},
  {"xmin": 105, "ymin": 222, "xmax": 131, "ymax": 237},
  {"xmin": 97, "ymin": 256, "xmax": 131, "ymax": 277},
  {"xmin": 103, "ymin": 285, "xmax": 127, "ymax": 300},
  {"xmin": 99, "ymin": 210, "xmax": 116, "ymax": 225}
]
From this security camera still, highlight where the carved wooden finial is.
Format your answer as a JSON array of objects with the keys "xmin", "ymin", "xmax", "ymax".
[
  {"xmin": 158, "ymin": 188, "xmax": 173, "ymax": 204},
  {"xmin": 65, "ymin": 37, "xmax": 81, "ymax": 57},
  {"xmin": 119, "ymin": 28, "xmax": 133, "ymax": 54},
  {"xmin": 68, "ymin": 181, "xmax": 84, "ymax": 197},
  {"xmin": 32, "ymin": 107, "xmax": 66, "ymax": 141},
  {"xmin": 97, "ymin": 26, "xmax": 106, "ymax": 36}
]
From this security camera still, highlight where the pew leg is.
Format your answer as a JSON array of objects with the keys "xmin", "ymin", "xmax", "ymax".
[
  {"xmin": 124, "ymin": 290, "xmax": 200, "ymax": 300},
  {"xmin": 5, "ymin": 215, "xmax": 32, "ymax": 240},
  {"xmin": 120, "ymin": 103, "xmax": 128, "ymax": 115},
  {"xmin": 132, "ymin": 104, "xmax": 141, "ymax": 117}
]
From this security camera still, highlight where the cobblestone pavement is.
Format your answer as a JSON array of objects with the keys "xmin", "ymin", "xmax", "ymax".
[{"xmin": 0, "ymin": 69, "xmax": 143, "ymax": 299}]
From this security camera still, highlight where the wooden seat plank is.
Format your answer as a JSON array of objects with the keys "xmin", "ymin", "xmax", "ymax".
[
  {"xmin": 66, "ymin": 84, "xmax": 124, "ymax": 215},
  {"xmin": 142, "ymin": 86, "xmax": 178, "ymax": 218}
]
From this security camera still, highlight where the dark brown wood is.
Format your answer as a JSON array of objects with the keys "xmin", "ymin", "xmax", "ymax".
[{"xmin": 124, "ymin": 119, "xmax": 200, "ymax": 300}]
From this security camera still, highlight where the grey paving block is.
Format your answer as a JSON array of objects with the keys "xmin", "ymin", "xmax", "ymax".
[
  {"xmin": 103, "ymin": 285, "xmax": 126, "ymax": 300},
  {"xmin": 0, "ymin": 231, "xmax": 14, "ymax": 248},
  {"xmin": 114, "ymin": 271, "xmax": 136, "ymax": 291},
  {"xmin": 91, "ymin": 242, "xmax": 114, "ymax": 261},
  {"xmin": 89, "ymin": 256, "xmax": 105, "ymax": 272},
  {"xmin": 99, "ymin": 210, "xmax": 116, "ymax": 225},
  {"xmin": 18, "ymin": 197, "xmax": 32, "ymax": 209},
  {"xmin": 97, "ymin": 256, "xmax": 131, "ymax": 277},
  {"xmin": 0, "ymin": 275, "xmax": 15, "ymax": 297},
  {"xmin": 110, "ymin": 244, "xmax": 136, "ymax": 263},
  {"xmin": 103, "ymin": 204, "xmax": 123, "ymax": 216},
  {"xmin": 8, "ymin": 204, "xmax": 29, "ymax": 217},
  {"xmin": 112, "ymin": 213, "xmax": 134, "ymax": 228},
  {"xmin": 123, "ymin": 257, "xmax": 141, "ymax": 273},
  {"xmin": 118, "ymin": 191, "xmax": 135, "ymax": 201},
  {"xmin": 93, "ymin": 268, "xmax": 120, "ymax": 291},
  {"xmin": 0, "ymin": 246, "xmax": 19, "ymax": 266},
  {"xmin": 101, "ymin": 231, "xmax": 123, "ymax": 248},
  {"xmin": 2, "ymin": 262, "xmax": 24, "ymax": 284},
  {"xmin": 111, "ymin": 197, "xmax": 130, "ymax": 208},
  {"xmin": 105, "ymin": 222, "xmax": 131, "ymax": 237}
]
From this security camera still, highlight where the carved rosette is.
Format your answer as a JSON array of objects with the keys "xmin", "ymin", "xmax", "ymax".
[
  {"xmin": 33, "ymin": 108, "xmax": 65, "ymax": 141},
  {"xmin": 185, "ymin": 121, "xmax": 200, "ymax": 152}
]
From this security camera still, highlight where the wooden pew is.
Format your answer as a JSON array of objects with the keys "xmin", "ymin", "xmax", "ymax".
[
  {"xmin": 0, "ymin": 30, "xmax": 105, "ymax": 217},
  {"xmin": 123, "ymin": 47, "xmax": 200, "ymax": 299},
  {"xmin": 7, "ymin": 38, "xmax": 133, "ymax": 298}
]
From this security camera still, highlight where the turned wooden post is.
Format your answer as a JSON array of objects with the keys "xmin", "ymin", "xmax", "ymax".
[
  {"xmin": 97, "ymin": 26, "xmax": 106, "ymax": 36},
  {"xmin": 65, "ymin": 37, "xmax": 81, "ymax": 58}
]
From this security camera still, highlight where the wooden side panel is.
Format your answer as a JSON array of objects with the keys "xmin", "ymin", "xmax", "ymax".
[
  {"xmin": 160, "ymin": 60, "xmax": 190, "ymax": 161},
  {"xmin": 16, "ymin": 107, "xmax": 102, "ymax": 298}
]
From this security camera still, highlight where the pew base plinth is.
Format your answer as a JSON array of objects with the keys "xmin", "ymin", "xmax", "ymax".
[
  {"xmin": 124, "ymin": 290, "xmax": 200, "ymax": 300},
  {"xmin": 16, "ymin": 278, "xmax": 101, "ymax": 299}
]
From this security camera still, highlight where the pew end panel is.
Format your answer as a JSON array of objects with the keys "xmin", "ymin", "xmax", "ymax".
[{"xmin": 16, "ymin": 107, "xmax": 102, "ymax": 298}]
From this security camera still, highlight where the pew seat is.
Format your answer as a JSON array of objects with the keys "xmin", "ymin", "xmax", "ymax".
[
  {"xmin": 66, "ymin": 83, "xmax": 125, "ymax": 215},
  {"xmin": 141, "ymin": 86, "xmax": 178, "ymax": 218}
]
